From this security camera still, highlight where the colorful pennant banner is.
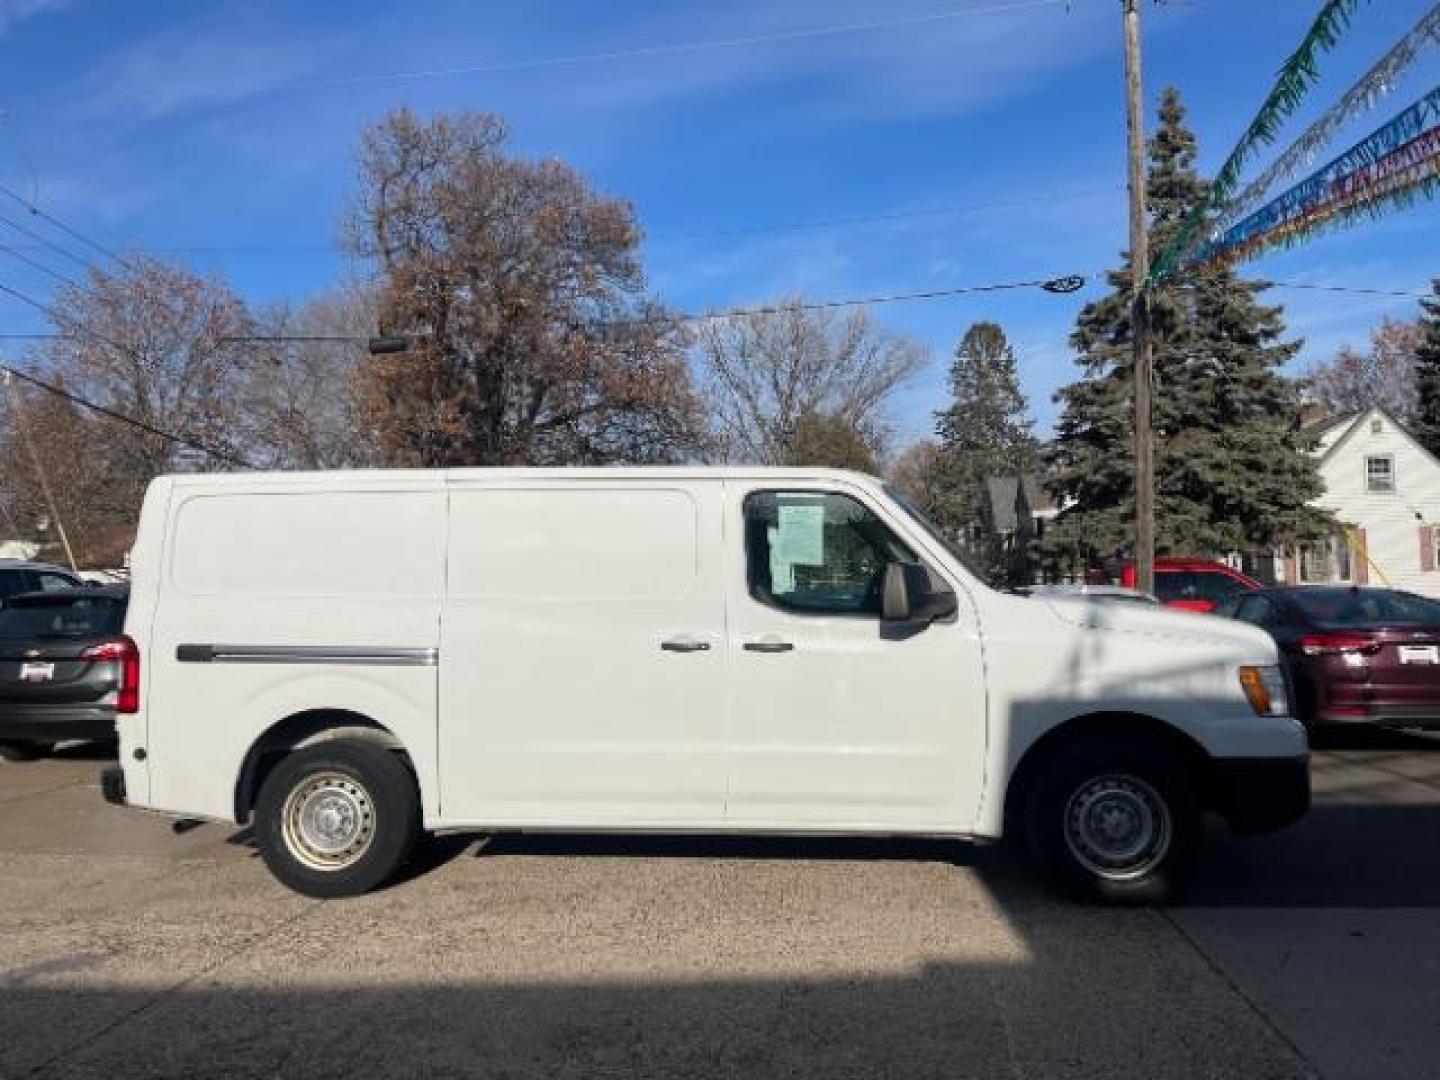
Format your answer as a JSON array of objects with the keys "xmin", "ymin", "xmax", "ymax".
[
  {"xmin": 1149, "ymin": 0, "xmax": 1372, "ymax": 283},
  {"xmin": 1197, "ymin": 93, "xmax": 1440, "ymax": 268},
  {"xmin": 1216, "ymin": 4, "xmax": 1440, "ymax": 232}
]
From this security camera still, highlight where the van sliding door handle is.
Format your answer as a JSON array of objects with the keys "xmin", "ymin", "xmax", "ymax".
[
  {"xmin": 660, "ymin": 637, "xmax": 711, "ymax": 653},
  {"xmin": 744, "ymin": 640, "xmax": 794, "ymax": 653}
]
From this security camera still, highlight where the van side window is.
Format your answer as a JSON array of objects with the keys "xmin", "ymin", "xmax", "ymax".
[{"xmin": 743, "ymin": 491, "xmax": 914, "ymax": 616}]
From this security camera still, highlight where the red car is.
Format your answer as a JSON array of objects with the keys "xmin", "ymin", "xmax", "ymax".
[
  {"xmin": 1120, "ymin": 557, "xmax": 1261, "ymax": 613},
  {"xmin": 1216, "ymin": 586, "xmax": 1440, "ymax": 730}
]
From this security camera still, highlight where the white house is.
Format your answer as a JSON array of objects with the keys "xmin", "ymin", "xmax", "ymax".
[{"xmin": 1285, "ymin": 407, "xmax": 1440, "ymax": 597}]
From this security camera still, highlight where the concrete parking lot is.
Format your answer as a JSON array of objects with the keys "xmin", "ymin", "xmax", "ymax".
[{"xmin": 4, "ymin": 730, "xmax": 1438, "ymax": 1080}]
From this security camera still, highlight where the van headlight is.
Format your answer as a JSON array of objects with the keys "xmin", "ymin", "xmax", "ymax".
[{"xmin": 1238, "ymin": 665, "xmax": 1290, "ymax": 717}]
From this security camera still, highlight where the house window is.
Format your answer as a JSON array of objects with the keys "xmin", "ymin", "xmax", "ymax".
[
  {"xmin": 1300, "ymin": 536, "xmax": 1352, "ymax": 584},
  {"xmin": 1365, "ymin": 455, "xmax": 1395, "ymax": 492}
]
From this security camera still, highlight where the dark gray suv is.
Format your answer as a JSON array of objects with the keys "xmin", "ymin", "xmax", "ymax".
[
  {"xmin": 0, "ymin": 587, "xmax": 131, "ymax": 760},
  {"xmin": 0, "ymin": 560, "xmax": 85, "ymax": 601}
]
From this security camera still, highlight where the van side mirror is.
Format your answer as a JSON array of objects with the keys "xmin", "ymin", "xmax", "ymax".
[{"xmin": 882, "ymin": 562, "xmax": 958, "ymax": 624}]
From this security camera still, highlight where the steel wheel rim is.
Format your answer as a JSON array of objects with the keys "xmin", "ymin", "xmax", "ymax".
[
  {"xmin": 1063, "ymin": 773, "xmax": 1171, "ymax": 881},
  {"xmin": 281, "ymin": 771, "xmax": 376, "ymax": 872}
]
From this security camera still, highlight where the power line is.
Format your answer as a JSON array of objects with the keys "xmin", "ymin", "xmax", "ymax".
[
  {"xmin": 0, "ymin": 186, "xmax": 1125, "ymax": 259},
  {"xmin": 4, "ymin": 275, "xmax": 1426, "ymax": 351},
  {"xmin": 0, "ymin": 280, "xmax": 254, "ymax": 468},
  {"xmin": 0, "ymin": 183, "xmax": 130, "ymax": 267},
  {"xmin": 1085, "ymin": 266, "xmax": 1434, "ymax": 302},
  {"xmin": 688, "ymin": 275, "xmax": 1085, "ymax": 322},
  {"xmin": 0, "ymin": 243, "xmax": 80, "ymax": 288},
  {"xmin": 287, "ymin": 0, "xmax": 1068, "ymax": 92},
  {"xmin": 0, "ymin": 279, "xmax": 134, "ymax": 356},
  {"xmin": 0, "ymin": 210, "xmax": 92, "ymax": 271},
  {"xmin": 1265, "ymin": 280, "xmax": 1433, "ymax": 300},
  {"xmin": 222, "ymin": 335, "xmax": 366, "ymax": 343},
  {"xmin": 0, "ymin": 361, "xmax": 253, "ymax": 469}
]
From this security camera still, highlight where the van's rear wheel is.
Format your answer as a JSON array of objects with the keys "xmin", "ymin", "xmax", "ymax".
[
  {"xmin": 255, "ymin": 740, "xmax": 419, "ymax": 898},
  {"xmin": 1022, "ymin": 737, "xmax": 1200, "ymax": 904}
]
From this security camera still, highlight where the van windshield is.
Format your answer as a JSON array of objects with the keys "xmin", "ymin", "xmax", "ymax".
[{"xmin": 883, "ymin": 485, "xmax": 987, "ymax": 584}]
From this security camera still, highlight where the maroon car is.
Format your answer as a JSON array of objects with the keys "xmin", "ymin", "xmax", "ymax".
[{"xmin": 1216, "ymin": 586, "xmax": 1440, "ymax": 729}]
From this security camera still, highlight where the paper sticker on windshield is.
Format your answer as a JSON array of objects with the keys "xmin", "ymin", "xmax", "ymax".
[{"xmin": 776, "ymin": 503, "xmax": 824, "ymax": 567}]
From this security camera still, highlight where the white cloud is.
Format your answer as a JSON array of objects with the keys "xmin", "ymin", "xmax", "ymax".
[
  {"xmin": 536, "ymin": 0, "xmax": 1115, "ymax": 128},
  {"xmin": 66, "ymin": 25, "xmax": 327, "ymax": 126},
  {"xmin": 0, "ymin": 0, "xmax": 67, "ymax": 34}
]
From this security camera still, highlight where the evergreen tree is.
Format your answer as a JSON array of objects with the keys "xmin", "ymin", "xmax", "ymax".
[
  {"xmin": 933, "ymin": 321, "xmax": 1038, "ymax": 523},
  {"xmin": 933, "ymin": 321, "xmax": 1039, "ymax": 580},
  {"xmin": 1410, "ymin": 280, "xmax": 1440, "ymax": 457},
  {"xmin": 1042, "ymin": 88, "xmax": 1328, "ymax": 570}
]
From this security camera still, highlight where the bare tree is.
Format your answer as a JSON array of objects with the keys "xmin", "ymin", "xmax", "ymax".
[
  {"xmin": 887, "ymin": 439, "xmax": 951, "ymax": 523},
  {"xmin": 241, "ymin": 281, "xmax": 380, "ymax": 470},
  {"xmin": 23, "ymin": 257, "xmax": 253, "ymax": 539},
  {"xmin": 347, "ymin": 107, "xmax": 705, "ymax": 466},
  {"xmin": 696, "ymin": 301, "xmax": 928, "ymax": 464},
  {"xmin": 0, "ymin": 379, "xmax": 135, "ymax": 567},
  {"xmin": 1308, "ymin": 317, "xmax": 1423, "ymax": 421}
]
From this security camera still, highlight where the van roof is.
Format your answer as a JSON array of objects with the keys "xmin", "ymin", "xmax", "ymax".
[{"xmin": 152, "ymin": 466, "xmax": 889, "ymax": 490}]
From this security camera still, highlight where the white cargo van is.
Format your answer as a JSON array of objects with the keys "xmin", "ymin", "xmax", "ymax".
[{"xmin": 103, "ymin": 468, "xmax": 1308, "ymax": 900}]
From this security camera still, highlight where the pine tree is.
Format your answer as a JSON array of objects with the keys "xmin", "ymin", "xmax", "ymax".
[
  {"xmin": 934, "ymin": 322, "xmax": 1038, "ymax": 518},
  {"xmin": 1410, "ymin": 280, "xmax": 1440, "ymax": 457},
  {"xmin": 1042, "ymin": 88, "xmax": 1329, "ymax": 570},
  {"xmin": 933, "ymin": 321, "xmax": 1038, "ymax": 580}
]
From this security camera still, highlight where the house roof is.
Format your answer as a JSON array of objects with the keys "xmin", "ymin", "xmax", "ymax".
[
  {"xmin": 1305, "ymin": 410, "xmax": 1360, "ymax": 445},
  {"xmin": 1313, "ymin": 406, "xmax": 1437, "ymax": 469}
]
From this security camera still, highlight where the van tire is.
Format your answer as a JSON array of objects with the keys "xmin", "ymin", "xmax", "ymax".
[
  {"xmin": 254, "ymin": 739, "xmax": 419, "ymax": 898},
  {"xmin": 1021, "ymin": 736, "xmax": 1200, "ymax": 904}
]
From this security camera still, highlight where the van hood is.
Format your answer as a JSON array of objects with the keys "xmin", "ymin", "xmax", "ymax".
[{"xmin": 1038, "ymin": 596, "xmax": 1277, "ymax": 657}]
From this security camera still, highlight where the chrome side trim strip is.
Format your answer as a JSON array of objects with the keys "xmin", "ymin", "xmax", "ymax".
[{"xmin": 177, "ymin": 645, "xmax": 438, "ymax": 666}]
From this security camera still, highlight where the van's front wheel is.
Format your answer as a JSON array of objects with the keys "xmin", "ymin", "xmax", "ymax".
[
  {"xmin": 254, "ymin": 740, "xmax": 419, "ymax": 898},
  {"xmin": 1022, "ymin": 737, "xmax": 1200, "ymax": 904}
]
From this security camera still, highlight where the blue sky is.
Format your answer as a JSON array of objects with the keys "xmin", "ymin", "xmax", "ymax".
[{"xmin": 0, "ymin": 0, "xmax": 1437, "ymax": 445}]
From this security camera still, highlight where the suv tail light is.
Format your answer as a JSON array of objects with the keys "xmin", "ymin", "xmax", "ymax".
[
  {"xmin": 81, "ymin": 635, "xmax": 140, "ymax": 713},
  {"xmin": 1298, "ymin": 633, "xmax": 1380, "ymax": 657}
]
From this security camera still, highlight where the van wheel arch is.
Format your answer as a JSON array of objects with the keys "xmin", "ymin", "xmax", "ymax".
[
  {"xmin": 1003, "ymin": 711, "xmax": 1214, "ymax": 828},
  {"xmin": 235, "ymin": 710, "xmax": 410, "ymax": 824}
]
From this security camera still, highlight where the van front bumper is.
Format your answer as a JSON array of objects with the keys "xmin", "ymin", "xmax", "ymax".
[{"xmin": 1212, "ymin": 755, "xmax": 1310, "ymax": 835}]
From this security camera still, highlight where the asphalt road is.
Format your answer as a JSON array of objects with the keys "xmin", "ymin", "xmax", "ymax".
[{"xmin": 3, "ymin": 729, "xmax": 1438, "ymax": 1080}]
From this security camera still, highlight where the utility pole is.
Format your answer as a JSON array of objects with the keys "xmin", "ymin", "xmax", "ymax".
[
  {"xmin": 1123, "ymin": 0, "xmax": 1154, "ymax": 595},
  {"xmin": 2, "ymin": 371, "xmax": 78, "ymax": 572}
]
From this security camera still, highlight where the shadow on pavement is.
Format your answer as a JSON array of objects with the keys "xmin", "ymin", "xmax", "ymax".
[
  {"xmin": 1308, "ymin": 726, "xmax": 1440, "ymax": 752},
  {"xmin": 1176, "ymin": 726, "xmax": 1440, "ymax": 908},
  {"xmin": 1178, "ymin": 806, "xmax": 1440, "ymax": 908},
  {"xmin": 477, "ymin": 832, "xmax": 973, "ymax": 864},
  {"xmin": 0, "ymin": 935, "xmax": 1305, "ymax": 1080}
]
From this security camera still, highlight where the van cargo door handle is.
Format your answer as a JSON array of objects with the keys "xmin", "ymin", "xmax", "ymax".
[
  {"xmin": 660, "ymin": 637, "xmax": 711, "ymax": 653},
  {"xmin": 744, "ymin": 640, "xmax": 794, "ymax": 653}
]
